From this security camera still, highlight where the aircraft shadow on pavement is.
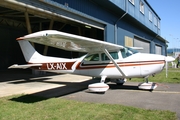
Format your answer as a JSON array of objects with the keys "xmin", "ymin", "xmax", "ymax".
[
  {"xmin": 109, "ymin": 84, "xmax": 139, "ymax": 90},
  {"xmin": 6, "ymin": 70, "xmax": 152, "ymax": 103},
  {"xmin": 10, "ymin": 78, "xmax": 97, "ymax": 103},
  {"xmin": 108, "ymin": 83, "xmax": 156, "ymax": 92},
  {"xmin": 9, "ymin": 79, "xmax": 154, "ymax": 103}
]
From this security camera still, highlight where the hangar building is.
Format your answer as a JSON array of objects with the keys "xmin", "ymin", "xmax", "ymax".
[{"xmin": 0, "ymin": 0, "xmax": 167, "ymax": 70}]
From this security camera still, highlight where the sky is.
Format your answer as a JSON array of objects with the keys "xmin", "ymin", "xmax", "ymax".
[{"xmin": 147, "ymin": 0, "xmax": 180, "ymax": 48}]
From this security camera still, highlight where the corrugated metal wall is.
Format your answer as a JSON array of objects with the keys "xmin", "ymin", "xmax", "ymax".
[{"xmin": 110, "ymin": 0, "xmax": 161, "ymax": 35}]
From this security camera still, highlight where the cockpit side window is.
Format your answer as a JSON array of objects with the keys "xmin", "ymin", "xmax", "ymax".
[
  {"xmin": 84, "ymin": 54, "xmax": 99, "ymax": 61},
  {"xmin": 101, "ymin": 52, "xmax": 119, "ymax": 61}
]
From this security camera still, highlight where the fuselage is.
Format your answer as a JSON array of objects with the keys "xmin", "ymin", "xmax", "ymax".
[{"xmin": 31, "ymin": 52, "xmax": 165, "ymax": 79}]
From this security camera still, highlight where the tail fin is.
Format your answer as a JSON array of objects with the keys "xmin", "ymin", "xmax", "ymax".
[{"xmin": 18, "ymin": 40, "xmax": 43, "ymax": 63}]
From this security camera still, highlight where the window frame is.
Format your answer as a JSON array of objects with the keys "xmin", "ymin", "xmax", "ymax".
[
  {"xmin": 149, "ymin": 11, "xmax": 152, "ymax": 22},
  {"xmin": 154, "ymin": 16, "xmax": 157, "ymax": 26},
  {"xmin": 129, "ymin": 0, "xmax": 135, "ymax": 5},
  {"xmin": 157, "ymin": 19, "xmax": 160, "ymax": 29},
  {"xmin": 140, "ymin": 1, "xmax": 144, "ymax": 14}
]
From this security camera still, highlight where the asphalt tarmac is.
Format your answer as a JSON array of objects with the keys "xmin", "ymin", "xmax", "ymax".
[{"xmin": 0, "ymin": 69, "xmax": 180, "ymax": 119}]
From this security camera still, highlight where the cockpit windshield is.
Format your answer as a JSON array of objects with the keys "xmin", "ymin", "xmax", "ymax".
[
  {"xmin": 126, "ymin": 47, "xmax": 139, "ymax": 54},
  {"xmin": 121, "ymin": 47, "xmax": 139, "ymax": 58}
]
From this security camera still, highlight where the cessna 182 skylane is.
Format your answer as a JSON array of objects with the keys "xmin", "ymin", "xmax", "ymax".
[{"xmin": 9, "ymin": 30, "xmax": 174, "ymax": 92}]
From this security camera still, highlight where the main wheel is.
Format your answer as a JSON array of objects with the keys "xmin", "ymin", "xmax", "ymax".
[{"xmin": 111, "ymin": 78, "xmax": 126, "ymax": 85}]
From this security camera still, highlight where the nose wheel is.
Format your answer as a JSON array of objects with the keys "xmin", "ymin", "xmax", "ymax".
[{"xmin": 138, "ymin": 76, "xmax": 157, "ymax": 90}]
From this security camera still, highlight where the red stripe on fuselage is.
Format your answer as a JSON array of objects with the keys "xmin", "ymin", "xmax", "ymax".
[
  {"xmin": 76, "ymin": 60, "xmax": 165, "ymax": 70},
  {"xmin": 30, "ymin": 60, "xmax": 165, "ymax": 70}
]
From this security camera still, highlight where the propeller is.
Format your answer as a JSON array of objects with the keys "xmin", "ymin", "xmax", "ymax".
[{"xmin": 165, "ymin": 56, "xmax": 175, "ymax": 78}]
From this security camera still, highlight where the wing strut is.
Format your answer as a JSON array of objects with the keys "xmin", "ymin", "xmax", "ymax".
[{"xmin": 103, "ymin": 49, "xmax": 126, "ymax": 77}]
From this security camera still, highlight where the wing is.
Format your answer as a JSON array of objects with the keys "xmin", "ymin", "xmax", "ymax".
[
  {"xmin": 8, "ymin": 64, "xmax": 42, "ymax": 69},
  {"xmin": 16, "ymin": 30, "xmax": 126, "ymax": 76},
  {"xmin": 16, "ymin": 30, "xmax": 124, "ymax": 53},
  {"xmin": 129, "ymin": 47, "xmax": 143, "ymax": 50}
]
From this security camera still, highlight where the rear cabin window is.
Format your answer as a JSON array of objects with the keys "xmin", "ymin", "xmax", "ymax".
[
  {"xmin": 84, "ymin": 54, "xmax": 99, "ymax": 61},
  {"xmin": 84, "ymin": 52, "xmax": 119, "ymax": 62}
]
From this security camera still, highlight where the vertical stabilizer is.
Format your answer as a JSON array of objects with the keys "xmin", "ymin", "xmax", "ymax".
[{"xmin": 18, "ymin": 40, "xmax": 43, "ymax": 63}]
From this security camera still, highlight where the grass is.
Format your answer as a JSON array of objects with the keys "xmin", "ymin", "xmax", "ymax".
[
  {"xmin": 131, "ymin": 68, "xmax": 180, "ymax": 83},
  {"xmin": 0, "ymin": 95, "xmax": 177, "ymax": 120}
]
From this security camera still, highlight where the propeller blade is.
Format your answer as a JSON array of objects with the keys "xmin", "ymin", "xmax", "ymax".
[
  {"xmin": 165, "ymin": 56, "xmax": 175, "ymax": 78},
  {"xmin": 165, "ymin": 56, "xmax": 175, "ymax": 62},
  {"xmin": 166, "ymin": 60, "xmax": 168, "ymax": 78}
]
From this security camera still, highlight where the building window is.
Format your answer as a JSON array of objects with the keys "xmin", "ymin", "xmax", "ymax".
[
  {"xmin": 125, "ymin": 36, "xmax": 133, "ymax": 47},
  {"xmin": 149, "ymin": 11, "xmax": 152, "ymax": 22},
  {"xmin": 129, "ymin": 0, "xmax": 135, "ymax": 5},
  {"xmin": 154, "ymin": 17, "xmax": 157, "ymax": 26},
  {"xmin": 140, "ymin": 1, "xmax": 144, "ymax": 14},
  {"xmin": 157, "ymin": 20, "xmax": 160, "ymax": 29}
]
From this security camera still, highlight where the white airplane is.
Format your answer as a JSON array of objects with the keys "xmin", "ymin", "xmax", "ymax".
[{"xmin": 9, "ymin": 30, "xmax": 174, "ymax": 92}]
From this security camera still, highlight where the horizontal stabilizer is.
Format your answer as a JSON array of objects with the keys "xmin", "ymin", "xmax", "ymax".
[{"xmin": 8, "ymin": 64, "xmax": 42, "ymax": 69}]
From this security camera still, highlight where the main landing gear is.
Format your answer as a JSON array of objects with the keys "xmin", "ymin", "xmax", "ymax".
[
  {"xmin": 88, "ymin": 76, "xmax": 109, "ymax": 92},
  {"xmin": 110, "ymin": 78, "xmax": 127, "ymax": 85},
  {"xmin": 88, "ymin": 77, "xmax": 127, "ymax": 92},
  {"xmin": 138, "ymin": 76, "xmax": 157, "ymax": 90}
]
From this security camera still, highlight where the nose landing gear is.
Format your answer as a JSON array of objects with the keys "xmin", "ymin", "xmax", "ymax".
[{"xmin": 138, "ymin": 76, "xmax": 157, "ymax": 90}]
